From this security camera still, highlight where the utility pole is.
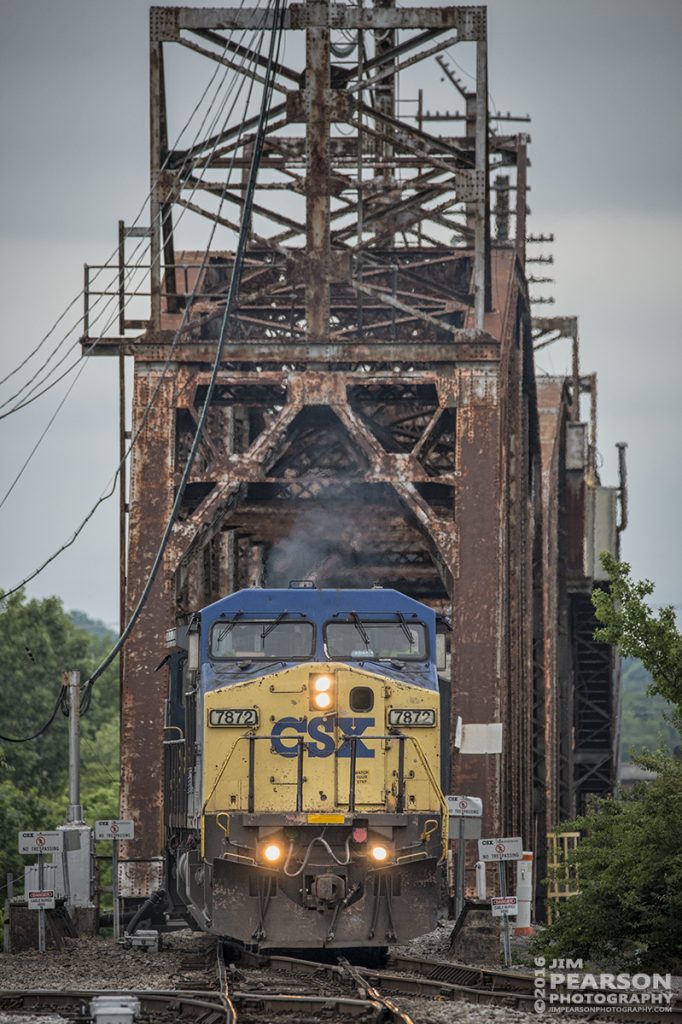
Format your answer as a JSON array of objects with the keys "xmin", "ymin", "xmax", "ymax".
[
  {"xmin": 58, "ymin": 670, "xmax": 98, "ymax": 934},
  {"xmin": 65, "ymin": 670, "xmax": 83, "ymax": 824}
]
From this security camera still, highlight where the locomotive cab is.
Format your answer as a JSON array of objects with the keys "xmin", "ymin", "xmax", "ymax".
[{"xmin": 163, "ymin": 586, "xmax": 448, "ymax": 949}]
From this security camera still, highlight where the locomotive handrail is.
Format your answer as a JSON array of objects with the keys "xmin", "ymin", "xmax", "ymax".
[
  {"xmin": 407, "ymin": 734, "xmax": 450, "ymax": 862},
  {"xmin": 339, "ymin": 731, "xmax": 449, "ymax": 862},
  {"xmin": 202, "ymin": 729, "xmax": 448, "ymax": 862},
  {"xmin": 163, "ymin": 724, "xmax": 185, "ymax": 745}
]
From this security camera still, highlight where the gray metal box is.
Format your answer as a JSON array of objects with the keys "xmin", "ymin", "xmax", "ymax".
[
  {"xmin": 24, "ymin": 862, "xmax": 63, "ymax": 898},
  {"xmin": 55, "ymin": 825, "xmax": 97, "ymax": 909},
  {"xmin": 566, "ymin": 422, "xmax": 587, "ymax": 471},
  {"xmin": 585, "ymin": 485, "xmax": 618, "ymax": 580}
]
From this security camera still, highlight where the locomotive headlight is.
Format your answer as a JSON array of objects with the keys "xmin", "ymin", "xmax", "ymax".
[
  {"xmin": 309, "ymin": 673, "xmax": 335, "ymax": 711},
  {"xmin": 263, "ymin": 843, "xmax": 282, "ymax": 863},
  {"xmin": 371, "ymin": 844, "xmax": 389, "ymax": 862}
]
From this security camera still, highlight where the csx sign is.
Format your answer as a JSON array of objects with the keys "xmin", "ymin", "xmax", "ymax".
[{"xmin": 272, "ymin": 716, "xmax": 375, "ymax": 758}]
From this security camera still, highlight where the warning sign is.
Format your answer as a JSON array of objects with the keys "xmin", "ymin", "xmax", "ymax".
[
  {"xmin": 28, "ymin": 890, "xmax": 56, "ymax": 911},
  {"xmin": 446, "ymin": 795, "xmax": 483, "ymax": 818},
  {"xmin": 491, "ymin": 896, "xmax": 518, "ymax": 917},
  {"xmin": 18, "ymin": 831, "xmax": 64, "ymax": 854},
  {"xmin": 95, "ymin": 820, "xmax": 135, "ymax": 840},
  {"xmin": 478, "ymin": 836, "xmax": 523, "ymax": 862}
]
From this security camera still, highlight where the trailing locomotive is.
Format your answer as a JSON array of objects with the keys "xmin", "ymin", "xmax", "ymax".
[{"xmin": 163, "ymin": 583, "xmax": 449, "ymax": 949}]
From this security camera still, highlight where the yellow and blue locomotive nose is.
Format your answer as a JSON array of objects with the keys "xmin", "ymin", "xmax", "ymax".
[
  {"xmin": 202, "ymin": 661, "xmax": 442, "ymax": 820},
  {"xmin": 195, "ymin": 660, "xmax": 446, "ymax": 947}
]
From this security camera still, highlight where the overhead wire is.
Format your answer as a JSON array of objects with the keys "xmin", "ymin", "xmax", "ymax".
[
  {"xmin": 0, "ymin": 685, "xmax": 68, "ymax": 744},
  {"xmin": 3, "ymin": 6, "xmax": 279, "ymax": 608},
  {"xmin": 3, "ymin": 10, "xmax": 277, "ymax": 746},
  {"xmin": 0, "ymin": 20, "xmax": 255, "ymax": 419},
  {"xmin": 0, "ymin": 11, "xmax": 263, "ymax": 518},
  {"xmin": 0, "ymin": 66, "xmax": 249, "ymax": 515},
  {"xmin": 0, "ymin": 26, "xmax": 247, "ymax": 397},
  {"xmin": 80, "ymin": 0, "xmax": 286, "ymax": 712}
]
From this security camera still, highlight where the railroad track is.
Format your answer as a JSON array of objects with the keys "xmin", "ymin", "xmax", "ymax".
[
  {"xmin": 0, "ymin": 984, "xmax": 409, "ymax": 1023},
  {"xmin": 2, "ymin": 943, "xmax": 680, "ymax": 1024},
  {"xmin": 216, "ymin": 940, "xmax": 414, "ymax": 1022},
  {"xmin": 0, "ymin": 990, "xmax": 228, "ymax": 1023},
  {"xmin": 226, "ymin": 945, "xmax": 536, "ymax": 1013}
]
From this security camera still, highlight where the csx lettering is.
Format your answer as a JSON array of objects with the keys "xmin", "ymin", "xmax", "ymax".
[{"xmin": 271, "ymin": 717, "xmax": 375, "ymax": 758}]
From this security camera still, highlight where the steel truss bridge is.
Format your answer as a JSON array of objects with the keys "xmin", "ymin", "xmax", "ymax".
[{"xmin": 80, "ymin": 1, "xmax": 626, "ymax": 906}]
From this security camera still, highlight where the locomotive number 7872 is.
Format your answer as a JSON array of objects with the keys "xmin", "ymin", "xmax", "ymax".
[
  {"xmin": 208, "ymin": 708, "xmax": 259, "ymax": 727},
  {"xmin": 387, "ymin": 708, "xmax": 436, "ymax": 727}
]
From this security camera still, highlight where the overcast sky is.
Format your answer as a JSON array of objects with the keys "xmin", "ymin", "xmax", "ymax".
[{"xmin": 0, "ymin": 0, "xmax": 680, "ymax": 626}]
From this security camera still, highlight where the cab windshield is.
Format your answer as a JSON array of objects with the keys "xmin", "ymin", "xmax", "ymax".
[
  {"xmin": 324, "ymin": 618, "xmax": 427, "ymax": 661},
  {"xmin": 210, "ymin": 618, "xmax": 314, "ymax": 660}
]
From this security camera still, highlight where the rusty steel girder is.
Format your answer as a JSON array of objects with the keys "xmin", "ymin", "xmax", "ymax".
[{"xmin": 79, "ymin": 0, "xmax": 623, "ymax": 907}]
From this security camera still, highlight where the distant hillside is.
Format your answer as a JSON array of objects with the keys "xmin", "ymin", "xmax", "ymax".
[
  {"xmin": 620, "ymin": 656, "xmax": 680, "ymax": 762},
  {"xmin": 69, "ymin": 609, "xmax": 117, "ymax": 642}
]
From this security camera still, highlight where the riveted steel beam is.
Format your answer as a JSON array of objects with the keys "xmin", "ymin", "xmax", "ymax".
[{"xmin": 107, "ymin": 0, "xmax": 588, "ymax": 913}]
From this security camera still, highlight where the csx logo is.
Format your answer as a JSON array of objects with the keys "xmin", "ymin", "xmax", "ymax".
[{"xmin": 272, "ymin": 716, "xmax": 375, "ymax": 758}]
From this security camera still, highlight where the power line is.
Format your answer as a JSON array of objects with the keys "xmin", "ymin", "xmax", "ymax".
[
  {"xmin": 0, "ymin": 14, "xmax": 262, "ymax": 517},
  {"xmin": 0, "ymin": 686, "xmax": 67, "ymax": 744},
  {"xmin": 0, "ymin": 24, "xmax": 253, "ymax": 436},
  {"xmin": 0, "ymin": 26, "xmax": 245, "ymax": 397},
  {"xmin": 3, "ymin": 10, "xmax": 276, "ymax": 602},
  {"xmin": 81, "ymin": 0, "xmax": 286, "ymax": 711},
  {"xmin": 0, "ymin": 359, "xmax": 90, "ymax": 512},
  {"xmin": 0, "ymin": 23, "xmax": 252, "ymax": 420}
]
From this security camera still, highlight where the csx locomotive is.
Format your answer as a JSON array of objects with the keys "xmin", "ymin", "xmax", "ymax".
[{"xmin": 163, "ymin": 584, "xmax": 450, "ymax": 949}]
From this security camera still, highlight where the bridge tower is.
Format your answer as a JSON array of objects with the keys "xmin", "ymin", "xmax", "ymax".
[{"xmin": 81, "ymin": 2, "xmax": 622, "ymax": 908}]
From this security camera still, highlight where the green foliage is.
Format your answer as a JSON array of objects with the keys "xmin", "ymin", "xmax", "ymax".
[
  {"xmin": 593, "ymin": 554, "xmax": 682, "ymax": 711},
  {"xmin": 534, "ymin": 756, "xmax": 682, "ymax": 969},
  {"xmin": 620, "ymin": 657, "xmax": 680, "ymax": 762},
  {"xmin": 0, "ymin": 591, "xmax": 119, "ymax": 887}
]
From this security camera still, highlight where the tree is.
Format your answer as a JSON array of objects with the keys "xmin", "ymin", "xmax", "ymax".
[
  {"xmin": 0, "ymin": 591, "xmax": 119, "ymax": 885},
  {"xmin": 535, "ymin": 755, "xmax": 682, "ymax": 969},
  {"xmin": 534, "ymin": 556, "xmax": 682, "ymax": 969},
  {"xmin": 593, "ymin": 553, "xmax": 682, "ymax": 713}
]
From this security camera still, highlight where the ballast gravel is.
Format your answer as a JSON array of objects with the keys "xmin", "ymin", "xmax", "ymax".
[
  {"xmin": 0, "ymin": 1017, "xmax": 65, "ymax": 1024},
  {"xmin": 0, "ymin": 932, "xmax": 202, "ymax": 992},
  {"xmin": 1, "ymin": 928, "xmax": 678, "ymax": 1024}
]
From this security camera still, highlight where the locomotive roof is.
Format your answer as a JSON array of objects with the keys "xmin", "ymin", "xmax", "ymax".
[{"xmin": 200, "ymin": 587, "xmax": 433, "ymax": 621}]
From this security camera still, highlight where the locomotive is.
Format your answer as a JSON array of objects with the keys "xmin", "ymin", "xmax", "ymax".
[{"xmin": 163, "ymin": 583, "xmax": 450, "ymax": 949}]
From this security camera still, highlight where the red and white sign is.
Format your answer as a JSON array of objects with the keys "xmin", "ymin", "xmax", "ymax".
[
  {"xmin": 491, "ymin": 896, "xmax": 518, "ymax": 917},
  {"xmin": 28, "ymin": 890, "xmax": 56, "ymax": 911},
  {"xmin": 478, "ymin": 836, "xmax": 523, "ymax": 862}
]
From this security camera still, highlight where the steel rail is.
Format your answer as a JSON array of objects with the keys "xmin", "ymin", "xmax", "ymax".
[
  {"xmin": 0, "ymin": 986, "xmax": 390, "ymax": 1023},
  {"xmin": 0, "ymin": 991, "xmax": 226, "ymax": 1019},
  {"xmin": 237, "ymin": 950, "xmax": 535, "ymax": 1012},
  {"xmin": 3, "ymin": 954, "xmax": 680, "ymax": 1024},
  {"xmin": 219, "ymin": 943, "xmax": 413, "ymax": 1022},
  {"xmin": 230, "ymin": 948, "xmax": 682, "ymax": 1022},
  {"xmin": 387, "ymin": 951, "xmax": 536, "ymax": 993},
  {"xmin": 338, "ymin": 957, "xmax": 416, "ymax": 1024},
  {"xmin": 216, "ymin": 940, "xmax": 238, "ymax": 1024}
]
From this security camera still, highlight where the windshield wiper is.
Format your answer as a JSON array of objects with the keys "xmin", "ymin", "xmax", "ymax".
[
  {"xmin": 261, "ymin": 610, "xmax": 288, "ymax": 640},
  {"xmin": 396, "ymin": 611, "xmax": 415, "ymax": 647},
  {"xmin": 216, "ymin": 611, "xmax": 243, "ymax": 642},
  {"xmin": 349, "ymin": 611, "xmax": 371, "ymax": 647}
]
